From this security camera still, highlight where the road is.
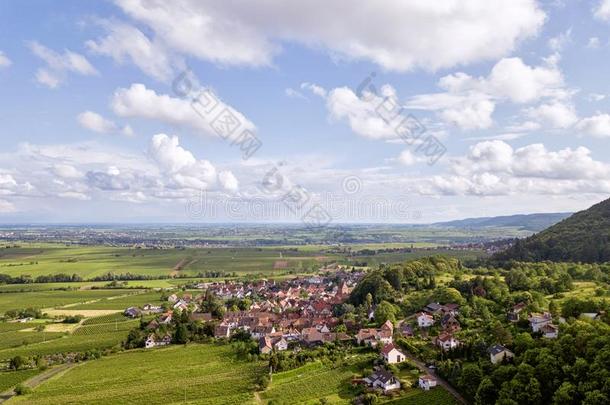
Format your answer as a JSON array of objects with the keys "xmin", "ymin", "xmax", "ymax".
[
  {"xmin": 0, "ymin": 363, "xmax": 75, "ymax": 403},
  {"xmin": 403, "ymin": 352, "xmax": 469, "ymax": 404}
]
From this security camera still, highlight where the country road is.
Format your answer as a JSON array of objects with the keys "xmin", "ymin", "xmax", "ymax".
[
  {"xmin": 0, "ymin": 363, "xmax": 76, "ymax": 403},
  {"xmin": 404, "ymin": 352, "xmax": 468, "ymax": 404}
]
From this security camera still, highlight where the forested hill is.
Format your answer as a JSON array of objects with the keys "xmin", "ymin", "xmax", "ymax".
[
  {"xmin": 493, "ymin": 197, "xmax": 610, "ymax": 263},
  {"xmin": 435, "ymin": 212, "xmax": 571, "ymax": 232}
]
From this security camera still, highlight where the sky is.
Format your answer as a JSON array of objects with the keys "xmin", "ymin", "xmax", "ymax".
[{"xmin": 1, "ymin": 0, "xmax": 610, "ymax": 224}]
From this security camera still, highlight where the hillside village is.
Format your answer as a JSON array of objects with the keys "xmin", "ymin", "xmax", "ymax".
[{"xmin": 120, "ymin": 259, "xmax": 599, "ymax": 403}]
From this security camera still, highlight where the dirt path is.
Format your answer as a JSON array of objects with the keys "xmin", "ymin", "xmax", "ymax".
[
  {"xmin": 403, "ymin": 352, "xmax": 468, "ymax": 404},
  {"xmin": 0, "ymin": 363, "xmax": 76, "ymax": 403}
]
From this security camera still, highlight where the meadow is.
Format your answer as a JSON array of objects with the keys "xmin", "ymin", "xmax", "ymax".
[
  {"xmin": 0, "ymin": 369, "xmax": 41, "ymax": 393},
  {"xmin": 11, "ymin": 344, "xmax": 265, "ymax": 405}
]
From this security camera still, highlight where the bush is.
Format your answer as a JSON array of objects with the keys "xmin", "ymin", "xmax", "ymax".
[{"xmin": 14, "ymin": 384, "xmax": 32, "ymax": 395}]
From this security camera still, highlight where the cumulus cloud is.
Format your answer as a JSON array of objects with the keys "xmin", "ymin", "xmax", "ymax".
[
  {"xmin": 86, "ymin": 20, "xmax": 174, "ymax": 81},
  {"xmin": 0, "ymin": 51, "xmax": 11, "ymax": 68},
  {"xmin": 525, "ymin": 101, "xmax": 578, "ymax": 128},
  {"xmin": 426, "ymin": 141, "xmax": 610, "ymax": 196},
  {"xmin": 407, "ymin": 57, "xmax": 566, "ymax": 130},
  {"xmin": 111, "ymin": 83, "xmax": 255, "ymax": 139},
  {"xmin": 0, "ymin": 199, "xmax": 15, "ymax": 213},
  {"xmin": 28, "ymin": 41, "xmax": 97, "ymax": 88},
  {"xmin": 576, "ymin": 113, "xmax": 610, "ymax": 138},
  {"xmin": 114, "ymin": 0, "xmax": 544, "ymax": 72},
  {"xmin": 149, "ymin": 134, "xmax": 238, "ymax": 192},
  {"xmin": 77, "ymin": 111, "xmax": 133, "ymax": 136},
  {"xmin": 594, "ymin": 0, "xmax": 610, "ymax": 21}
]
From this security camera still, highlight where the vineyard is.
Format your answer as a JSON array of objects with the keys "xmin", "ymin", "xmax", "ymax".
[
  {"xmin": 11, "ymin": 344, "xmax": 266, "ymax": 404},
  {"xmin": 73, "ymin": 320, "xmax": 139, "ymax": 336}
]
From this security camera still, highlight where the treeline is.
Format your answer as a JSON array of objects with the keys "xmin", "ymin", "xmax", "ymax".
[{"xmin": 0, "ymin": 273, "xmax": 83, "ymax": 284}]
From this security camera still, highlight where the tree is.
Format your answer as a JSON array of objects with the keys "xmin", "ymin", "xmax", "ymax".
[
  {"xmin": 552, "ymin": 382, "xmax": 577, "ymax": 405},
  {"xmin": 9, "ymin": 356, "xmax": 27, "ymax": 370},
  {"xmin": 374, "ymin": 300, "xmax": 397, "ymax": 326},
  {"xmin": 475, "ymin": 377, "xmax": 498, "ymax": 405},
  {"xmin": 459, "ymin": 363, "xmax": 482, "ymax": 399},
  {"xmin": 173, "ymin": 324, "xmax": 188, "ymax": 344},
  {"xmin": 583, "ymin": 390, "xmax": 609, "ymax": 405}
]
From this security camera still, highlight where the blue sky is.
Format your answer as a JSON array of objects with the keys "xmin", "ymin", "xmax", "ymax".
[{"xmin": 1, "ymin": 0, "xmax": 610, "ymax": 223}]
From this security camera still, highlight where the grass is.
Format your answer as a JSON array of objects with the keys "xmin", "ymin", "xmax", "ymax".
[
  {"xmin": 382, "ymin": 388, "xmax": 457, "ymax": 404},
  {"xmin": 0, "ymin": 369, "xmax": 41, "ymax": 393},
  {"xmin": 12, "ymin": 344, "xmax": 265, "ymax": 404}
]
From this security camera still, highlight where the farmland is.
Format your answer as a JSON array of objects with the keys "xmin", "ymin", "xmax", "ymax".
[
  {"xmin": 10, "ymin": 344, "xmax": 265, "ymax": 405},
  {"xmin": 0, "ymin": 290, "xmax": 136, "ymax": 314}
]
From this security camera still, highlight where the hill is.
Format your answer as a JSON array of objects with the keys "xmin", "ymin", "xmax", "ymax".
[
  {"xmin": 493, "ymin": 197, "xmax": 610, "ymax": 263},
  {"xmin": 434, "ymin": 212, "xmax": 571, "ymax": 232}
]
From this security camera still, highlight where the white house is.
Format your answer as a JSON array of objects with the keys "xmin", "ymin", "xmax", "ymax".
[
  {"xmin": 365, "ymin": 370, "xmax": 401, "ymax": 393},
  {"xmin": 488, "ymin": 344, "xmax": 514, "ymax": 364},
  {"xmin": 381, "ymin": 343, "xmax": 406, "ymax": 364},
  {"xmin": 528, "ymin": 312, "xmax": 552, "ymax": 332},
  {"xmin": 436, "ymin": 333, "xmax": 460, "ymax": 351},
  {"xmin": 418, "ymin": 375, "xmax": 437, "ymax": 390},
  {"xmin": 417, "ymin": 312, "xmax": 434, "ymax": 328},
  {"xmin": 541, "ymin": 323, "xmax": 559, "ymax": 339},
  {"xmin": 273, "ymin": 337, "xmax": 288, "ymax": 351},
  {"xmin": 145, "ymin": 334, "xmax": 171, "ymax": 349}
]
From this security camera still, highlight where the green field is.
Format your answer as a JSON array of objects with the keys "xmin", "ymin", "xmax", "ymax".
[
  {"xmin": 11, "ymin": 344, "xmax": 265, "ymax": 404},
  {"xmin": 0, "ymin": 369, "xmax": 41, "ymax": 393},
  {"xmin": 67, "ymin": 291, "xmax": 163, "ymax": 310},
  {"xmin": 383, "ymin": 388, "xmax": 457, "ymax": 404},
  {"xmin": 0, "ymin": 330, "xmax": 64, "ymax": 350},
  {"xmin": 0, "ymin": 330, "xmax": 128, "ymax": 361},
  {"xmin": 0, "ymin": 290, "xmax": 136, "ymax": 314}
]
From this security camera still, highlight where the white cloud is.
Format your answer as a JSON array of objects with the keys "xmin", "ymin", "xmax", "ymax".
[
  {"xmin": 576, "ymin": 113, "xmax": 610, "ymax": 138},
  {"xmin": 77, "ymin": 111, "xmax": 134, "ymax": 136},
  {"xmin": 322, "ymin": 85, "xmax": 399, "ymax": 139},
  {"xmin": 149, "ymin": 133, "xmax": 238, "ymax": 192},
  {"xmin": 588, "ymin": 93, "xmax": 606, "ymax": 102},
  {"xmin": 285, "ymin": 88, "xmax": 307, "ymax": 100},
  {"xmin": 115, "ymin": 0, "xmax": 545, "ymax": 72},
  {"xmin": 111, "ymin": 83, "xmax": 255, "ymax": 138},
  {"xmin": 548, "ymin": 29, "xmax": 571, "ymax": 52},
  {"xmin": 525, "ymin": 101, "xmax": 578, "ymax": 128},
  {"xmin": 427, "ymin": 141, "xmax": 610, "ymax": 196},
  {"xmin": 301, "ymin": 82, "xmax": 327, "ymax": 98},
  {"xmin": 406, "ymin": 57, "xmax": 566, "ymax": 130},
  {"xmin": 0, "ymin": 199, "xmax": 15, "ymax": 213},
  {"xmin": 52, "ymin": 164, "xmax": 83, "ymax": 179},
  {"xmin": 587, "ymin": 37, "xmax": 601, "ymax": 49},
  {"xmin": 86, "ymin": 21, "xmax": 174, "ymax": 81},
  {"xmin": 58, "ymin": 191, "xmax": 90, "ymax": 201},
  {"xmin": 28, "ymin": 41, "xmax": 97, "ymax": 88},
  {"xmin": 398, "ymin": 150, "xmax": 426, "ymax": 166},
  {"xmin": 594, "ymin": 0, "xmax": 610, "ymax": 21},
  {"xmin": 0, "ymin": 51, "xmax": 11, "ymax": 68}
]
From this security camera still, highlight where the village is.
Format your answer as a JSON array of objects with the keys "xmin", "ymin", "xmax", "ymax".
[{"xmin": 121, "ymin": 267, "xmax": 568, "ymax": 400}]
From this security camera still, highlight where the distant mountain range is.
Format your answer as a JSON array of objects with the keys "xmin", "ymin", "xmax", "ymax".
[
  {"xmin": 493, "ymin": 197, "xmax": 610, "ymax": 263},
  {"xmin": 434, "ymin": 212, "xmax": 572, "ymax": 232}
]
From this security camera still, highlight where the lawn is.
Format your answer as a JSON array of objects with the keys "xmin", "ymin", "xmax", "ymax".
[
  {"xmin": 11, "ymin": 344, "xmax": 265, "ymax": 404},
  {"xmin": 382, "ymin": 388, "xmax": 457, "ymax": 404}
]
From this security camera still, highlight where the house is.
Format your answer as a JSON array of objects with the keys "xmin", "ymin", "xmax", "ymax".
[
  {"xmin": 214, "ymin": 324, "xmax": 231, "ymax": 338},
  {"xmin": 540, "ymin": 323, "xmax": 559, "ymax": 339},
  {"xmin": 488, "ymin": 344, "xmax": 514, "ymax": 364},
  {"xmin": 425, "ymin": 302, "xmax": 443, "ymax": 315},
  {"xmin": 273, "ymin": 336, "xmax": 288, "ymax": 351},
  {"xmin": 364, "ymin": 369, "xmax": 401, "ymax": 393},
  {"xmin": 167, "ymin": 294, "xmax": 178, "ymax": 303},
  {"xmin": 259, "ymin": 336, "xmax": 273, "ymax": 354},
  {"xmin": 159, "ymin": 312, "xmax": 173, "ymax": 324},
  {"xmin": 508, "ymin": 302, "xmax": 526, "ymax": 322},
  {"xmin": 417, "ymin": 312, "xmax": 434, "ymax": 328},
  {"xmin": 124, "ymin": 307, "xmax": 141, "ymax": 318},
  {"xmin": 418, "ymin": 375, "xmax": 437, "ymax": 391},
  {"xmin": 528, "ymin": 312, "xmax": 552, "ymax": 332},
  {"xmin": 355, "ymin": 328, "xmax": 392, "ymax": 347},
  {"xmin": 189, "ymin": 312, "xmax": 213, "ymax": 322},
  {"xmin": 399, "ymin": 323, "xmax": 413, "ymax": 337},
  {"xmin": 580, "ymin": 312, "xmax": 601, "ymax": 321},
  {"xmin": 440, "ymin": 314, "xmax": 460, "ymax": 331},
  {"xmin": 145, "ymin": 334, "xmax": 171, "ymax": 349},
  {"xmin": 436, "ymin": 333, "xmax": 460, "ymax": 351},
  {"xmin": 381, "ymin": 343, "xmax": 406, "ymax": 364}
]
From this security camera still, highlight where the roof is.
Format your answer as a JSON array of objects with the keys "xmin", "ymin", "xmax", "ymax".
[
  {"xmin": 381, "ymin": 343, "xmax": 397, "ymax": 355},
  {"xmin": 419, "ymin": 375, "xmax": 436, "ymax": 382},
  {"xmin": 488, "ymin": 344, "xmax": 510, "ymax": 356},
  {"xmin": 369, "ymin": 369, "xmax": 395, "ymax": 384}
]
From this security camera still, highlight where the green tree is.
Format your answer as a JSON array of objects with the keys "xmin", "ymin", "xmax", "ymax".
[
  {"xmin": 475, "ymin": 377, "xmax": 498, "ymax": 405},
  {"xmin": 374, "ymin": 300, "xmax": 397, "ymax": 326},
  {"xmin": 459, "ymin": 363, "xmax": 483, "ymax": 399}
]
